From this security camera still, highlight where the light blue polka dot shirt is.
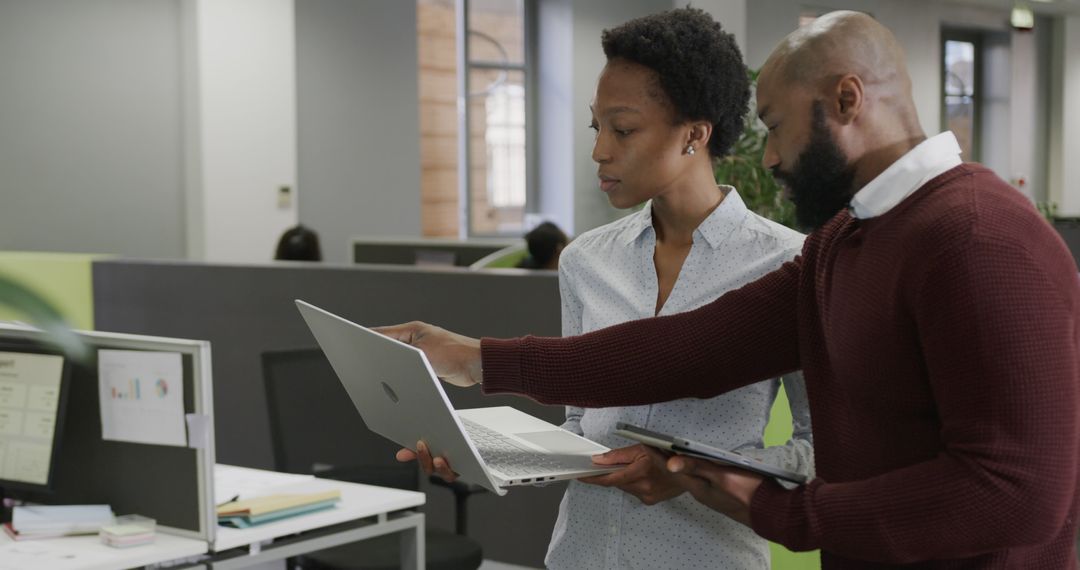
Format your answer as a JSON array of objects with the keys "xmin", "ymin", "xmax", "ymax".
[{"xmin": 545, "ymin": 188, "xmax": 815, "ymax": 570}]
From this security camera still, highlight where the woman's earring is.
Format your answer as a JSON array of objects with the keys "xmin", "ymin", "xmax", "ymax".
[{"xmin": 686, "ymin": 145, "xmax": 695, "ymax": 156}]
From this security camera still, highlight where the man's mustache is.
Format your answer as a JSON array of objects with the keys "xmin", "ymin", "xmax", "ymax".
[{"xmin": 770, "ymin": 168, "xmax": 792, "ymax": 185}]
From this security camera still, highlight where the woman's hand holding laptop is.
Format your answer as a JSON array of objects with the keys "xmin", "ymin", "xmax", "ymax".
[
  {"xmin": 373, "ymin": 322, "xmax": 483, "ymax": 387},
  {"xmin": 579, "ymin": 444, "xmax": 685, "ymax": 506},
  {"xmin": 401, "ymin": 440, "xmax": 688, "ymax": 507},
  {"xmin": 397, "ymin": 440, "xmax": 459, "ymax": 482}
]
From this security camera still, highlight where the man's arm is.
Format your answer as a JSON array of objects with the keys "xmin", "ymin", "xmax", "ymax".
[
  {"xmin": 749, "ymin": 237, "xmax": 1079, "ymax": 562},
  {"xmin": 480, "ymin": 258, "xmax": 803, "ymax": 407}
]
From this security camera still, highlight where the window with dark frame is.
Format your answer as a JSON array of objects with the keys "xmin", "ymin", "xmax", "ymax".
[
  {"xmin": 942, "ymin": 30, "xmax": 981, "ymax": 162},
  {"xmin": 416, "ymin": 0, "xmax": 534, "ymax": 238},
  {"xmin": 460, "ymin": 0, "xmax": 533, "ymax": 237}
]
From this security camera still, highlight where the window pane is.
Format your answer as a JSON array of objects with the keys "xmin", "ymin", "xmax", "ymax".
[
  {"xmin": 944, "ymin": 39, "xmax": 976, "ymax": 161},
  {"xmin": 467, "ymin": 0, "xmax": 525, "ymax": 65},
  {"xmin": 946, "ymin": 95, "xmax": 975, "ymax": 162},
  {"xmin": 417, "ymin": 0, "xmax": 459, "ymax": 237},
  {"xmin": 944, "ymin": 40, "xmax": 975, "ymax": 97},
  {"xmin": 468, "ymin": 68, "xmax": 526, "ymax": 235}
]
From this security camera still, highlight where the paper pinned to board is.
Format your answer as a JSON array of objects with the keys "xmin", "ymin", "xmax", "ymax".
[
  {"xmin": 185, "ymin": 413, "xmax": 210, "ymax": 450},
  {"xmin": 98, "ymin": 350, "xmax": 187, "ymax": 447}
]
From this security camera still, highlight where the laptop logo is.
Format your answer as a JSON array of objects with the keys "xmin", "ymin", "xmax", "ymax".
[{"xmin": 381, "ymin": 382, "xmax": 400, "ymax": 404}]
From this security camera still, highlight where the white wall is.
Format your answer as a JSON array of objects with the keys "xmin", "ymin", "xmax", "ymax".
[
  {"xmin": 1, "ymin": 0, "xmax": 1075, "ymax": 256},
  {"xmin": 740, "ymin": 0, "xmax": 1068, "ymax": 203},
  {"xmin": 294, "ymin": 0, "xmax": 422, "ymax": 263},
  {"xmin": 980, "ymin": 31, "xmax": 1012, "ymax": 184},
  {"xmin": 745, "ymin": 0, "xmax": 1006, "ymax": 137},
  {"xmin": 1064, "ymin": 15, "xmax": 1080, "ymax": 211},
  {"xmin": 0, "ymin": 0, "xmax": 185, "ymax": 258},
  {"xmin": 184, "ymin": 0, "xmax": 298, "ymax": 262},
  {"xmin": 536, "ymin": 0, "xmax": 576, "ymax": 234},
  {"xmin": 1008, "ymin": 27, "xmax": 1040, "ymax": 201},
  {"xmin": 693, "ymin": 0, "xmax": 748, "ymax": 54},
  {"xmin": 1049, "ymin": 15, "xmax": 1080, "ymax": 215},
  {"xmin": 568, "ymin": 0, "xmax": 675, "ymax": 235}
]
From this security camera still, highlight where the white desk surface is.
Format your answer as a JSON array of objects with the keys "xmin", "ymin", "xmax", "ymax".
[
  {"xmin": 212, "ymin": 464, "xmax": 426, "ymax": 552},
  {"xmin": 0, "ymin": 465, "xmax": 425, "ymax": 570},
  {"xmin": 0, "ymin": 531, "xmax": 207, "ymax": 570}
]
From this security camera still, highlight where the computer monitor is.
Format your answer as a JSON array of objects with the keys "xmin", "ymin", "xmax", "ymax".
[{"xmin": 0, "ymin": 340, "xmax": 70, "ymax": 494}]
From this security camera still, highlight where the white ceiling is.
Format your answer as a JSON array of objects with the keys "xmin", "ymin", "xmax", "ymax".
[{"xmin": 933, "ymin": 0, "xmax": 1080, "ymax": 16}]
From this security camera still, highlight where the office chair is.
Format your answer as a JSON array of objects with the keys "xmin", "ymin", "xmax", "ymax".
[{"xmin": 262, "ymin": 348, "xmax": 484, "ymax": 570}]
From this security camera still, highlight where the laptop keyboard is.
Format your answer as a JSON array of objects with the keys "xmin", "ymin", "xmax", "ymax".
[{"xmin": 460, "ymin": 418, "xmax": 578, "ymax": 477}]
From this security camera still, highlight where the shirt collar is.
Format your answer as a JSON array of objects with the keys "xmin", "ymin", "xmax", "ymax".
[
  {"xmin": 622, "ymin": 186, "xmax": 748, "ymax": 249},
  {"xmin": 849, "ymin": 131, "xmax": 963, "ymax": 220}
]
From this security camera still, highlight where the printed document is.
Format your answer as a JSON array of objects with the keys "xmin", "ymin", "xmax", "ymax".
[{"xmin": 98, "ymin": 350, "xmax": 186, "ymax": 447}]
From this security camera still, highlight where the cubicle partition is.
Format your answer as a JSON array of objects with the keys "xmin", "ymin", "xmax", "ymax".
[
  {"xmin": 0, "ymin": 324, "xmax": 216, "ymax": 542},
  {"xmin": 92, "ymin": 259, "xmax": 564, "ymax": 566},
  {"xmin": 350, "ymin": 237, "xmax": 519, "ymax": 267},
  {"xmin": 1053, "ymin": 218, "xmax": 1080, "ymax": 269},
  {"xmin": 0, "ymin": 251, "xmax": 104, "ymax": 330}
]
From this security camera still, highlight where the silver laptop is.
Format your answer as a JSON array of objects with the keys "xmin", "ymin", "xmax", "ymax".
[{"xmin": 295, "ymin": 300, "xmax": 617, "ymax": 495}]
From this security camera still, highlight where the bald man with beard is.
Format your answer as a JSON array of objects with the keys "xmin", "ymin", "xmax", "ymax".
[{"xmin": 383, "ymin": 11, "xmax": 1080, "ymax": 568}]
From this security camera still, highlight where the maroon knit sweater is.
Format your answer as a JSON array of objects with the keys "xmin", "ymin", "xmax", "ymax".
[{"xmin": 482, "ymin": 165, "xmax": 1080, "ymax": 568}]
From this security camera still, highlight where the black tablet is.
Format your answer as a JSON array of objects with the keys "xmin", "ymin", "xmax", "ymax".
[{"xmin": 613, "ymin": 422, "xmax": 807, "ymax": 485}]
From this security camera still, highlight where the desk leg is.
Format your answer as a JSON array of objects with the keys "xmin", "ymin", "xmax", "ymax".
[
  {"xmin": 400, "ymin": 512, "xmax": 425, "ymax": 570},
  {"xmin": 207, "ymin": 512, "xmax": 426, "ymax": 569}
]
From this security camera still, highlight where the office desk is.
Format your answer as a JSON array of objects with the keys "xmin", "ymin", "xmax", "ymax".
[
  {"xmin": 210, "ymin": 464, "xmax": 427, "ymax": 569},
  {"xmin": 0, "ymin": 465, "xmax": 426, "ymax": 570},
  {"xmin": 0, "ymin": 530, "xmax": 208, "ymax": 570}
]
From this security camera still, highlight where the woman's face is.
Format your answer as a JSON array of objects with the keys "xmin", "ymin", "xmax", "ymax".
[{"xmin": 590, "ymin": 59, "xmax": 694, "ymax": 209}]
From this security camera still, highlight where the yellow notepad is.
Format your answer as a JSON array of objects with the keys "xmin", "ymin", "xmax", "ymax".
[{"xmin": 216, "ymin": 490, "xmax": 341, "ymax": 517}]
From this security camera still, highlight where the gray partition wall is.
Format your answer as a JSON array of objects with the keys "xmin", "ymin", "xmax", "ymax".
[
  {"xmin": 92, "ymin": 259, "xmax": 566, "ymax": 566},
  {"xmin": 351, "ymin": 237, "xmax": 519, "ymax": 267}
]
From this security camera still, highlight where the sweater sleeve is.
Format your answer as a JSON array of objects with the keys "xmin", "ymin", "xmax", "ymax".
[
  {"xmin": 750, "ymin": 236, "xmax": 1080, "ymax": 562},
  {"xmin": 480, "ymin": 257, "xmax": 803, "ymax": 407}
]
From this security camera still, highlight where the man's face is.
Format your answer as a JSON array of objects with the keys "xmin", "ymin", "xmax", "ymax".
[{"xmin": 757, "ymin": 75, "xmax": 855, "ymax": 231}]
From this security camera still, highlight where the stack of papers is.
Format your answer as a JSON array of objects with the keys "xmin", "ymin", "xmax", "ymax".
[
  {"xmin": 216, "ymin": 490, "xmax": 341, "ymax": 528},
  {"xmin": 4, "ymin": 505, "xmax": 115, "ymax": 541},
  {"xmin": 214, "ymin": 465, "xmax": 314, "ymax": 506},
  {"xmin": 100, "ymin": 523, "xmax": 155, "ymax": 548}
]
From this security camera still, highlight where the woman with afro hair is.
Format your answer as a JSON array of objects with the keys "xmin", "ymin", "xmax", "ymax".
[
  {"xmin": 403, "ymin": 7, "xmax": 815, "ymax": 568},
  {"xmin": 540, "ymin": 8, "xmax": 814, "ymax": 568}
]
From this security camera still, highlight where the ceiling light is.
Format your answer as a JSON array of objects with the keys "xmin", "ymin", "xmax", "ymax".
[{"xmin": 1011, "ymin": 2, "xmax": 1035, "ymax": 31}]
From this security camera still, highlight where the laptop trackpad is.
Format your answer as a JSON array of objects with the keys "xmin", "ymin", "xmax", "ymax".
[{"xmin": 516, "ymin": 431, "xmax": 606, "ymax": 455}]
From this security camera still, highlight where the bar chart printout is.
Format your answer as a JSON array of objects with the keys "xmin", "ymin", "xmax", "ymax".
[{"xmin": 98, "ymin": 350, "xmax": 186, "ymax": 447}]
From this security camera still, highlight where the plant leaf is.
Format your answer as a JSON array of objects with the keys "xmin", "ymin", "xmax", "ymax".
[{"xmin": 0, "ymin": 273, "xmax": 89, "ymax": 362}]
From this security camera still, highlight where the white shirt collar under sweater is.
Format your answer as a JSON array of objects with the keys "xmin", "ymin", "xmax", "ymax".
[{"xmin": 849, "ymin": 131, "xmax": 963, "ymax": 220}]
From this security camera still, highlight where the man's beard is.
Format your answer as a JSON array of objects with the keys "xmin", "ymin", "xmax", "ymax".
[{"xmin": 772, "ymin": 101, "xmax": 856, "ymax": 231}]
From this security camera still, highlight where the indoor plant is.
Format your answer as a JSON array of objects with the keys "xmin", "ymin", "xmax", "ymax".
[
  {"xmin": 714, "ymin": 70, "xmax": 797, "ymax": 229},
  {"xmin": 0, "ymin": 273, "xmax": 87, "ymax": 360}
]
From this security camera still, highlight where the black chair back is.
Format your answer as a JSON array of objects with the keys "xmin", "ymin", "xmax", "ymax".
[
  {"xmin": 262, "ymin": 348, "xmax": 484, "ymax": 570},
  {"xmin": 262, "ymin": 348, "xmax": 417, "ymax": 490}
]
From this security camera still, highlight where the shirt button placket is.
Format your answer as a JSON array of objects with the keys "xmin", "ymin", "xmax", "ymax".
[{"xmin": 605, "ymin": 487, "xmax": 620, "ymax": 569}]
